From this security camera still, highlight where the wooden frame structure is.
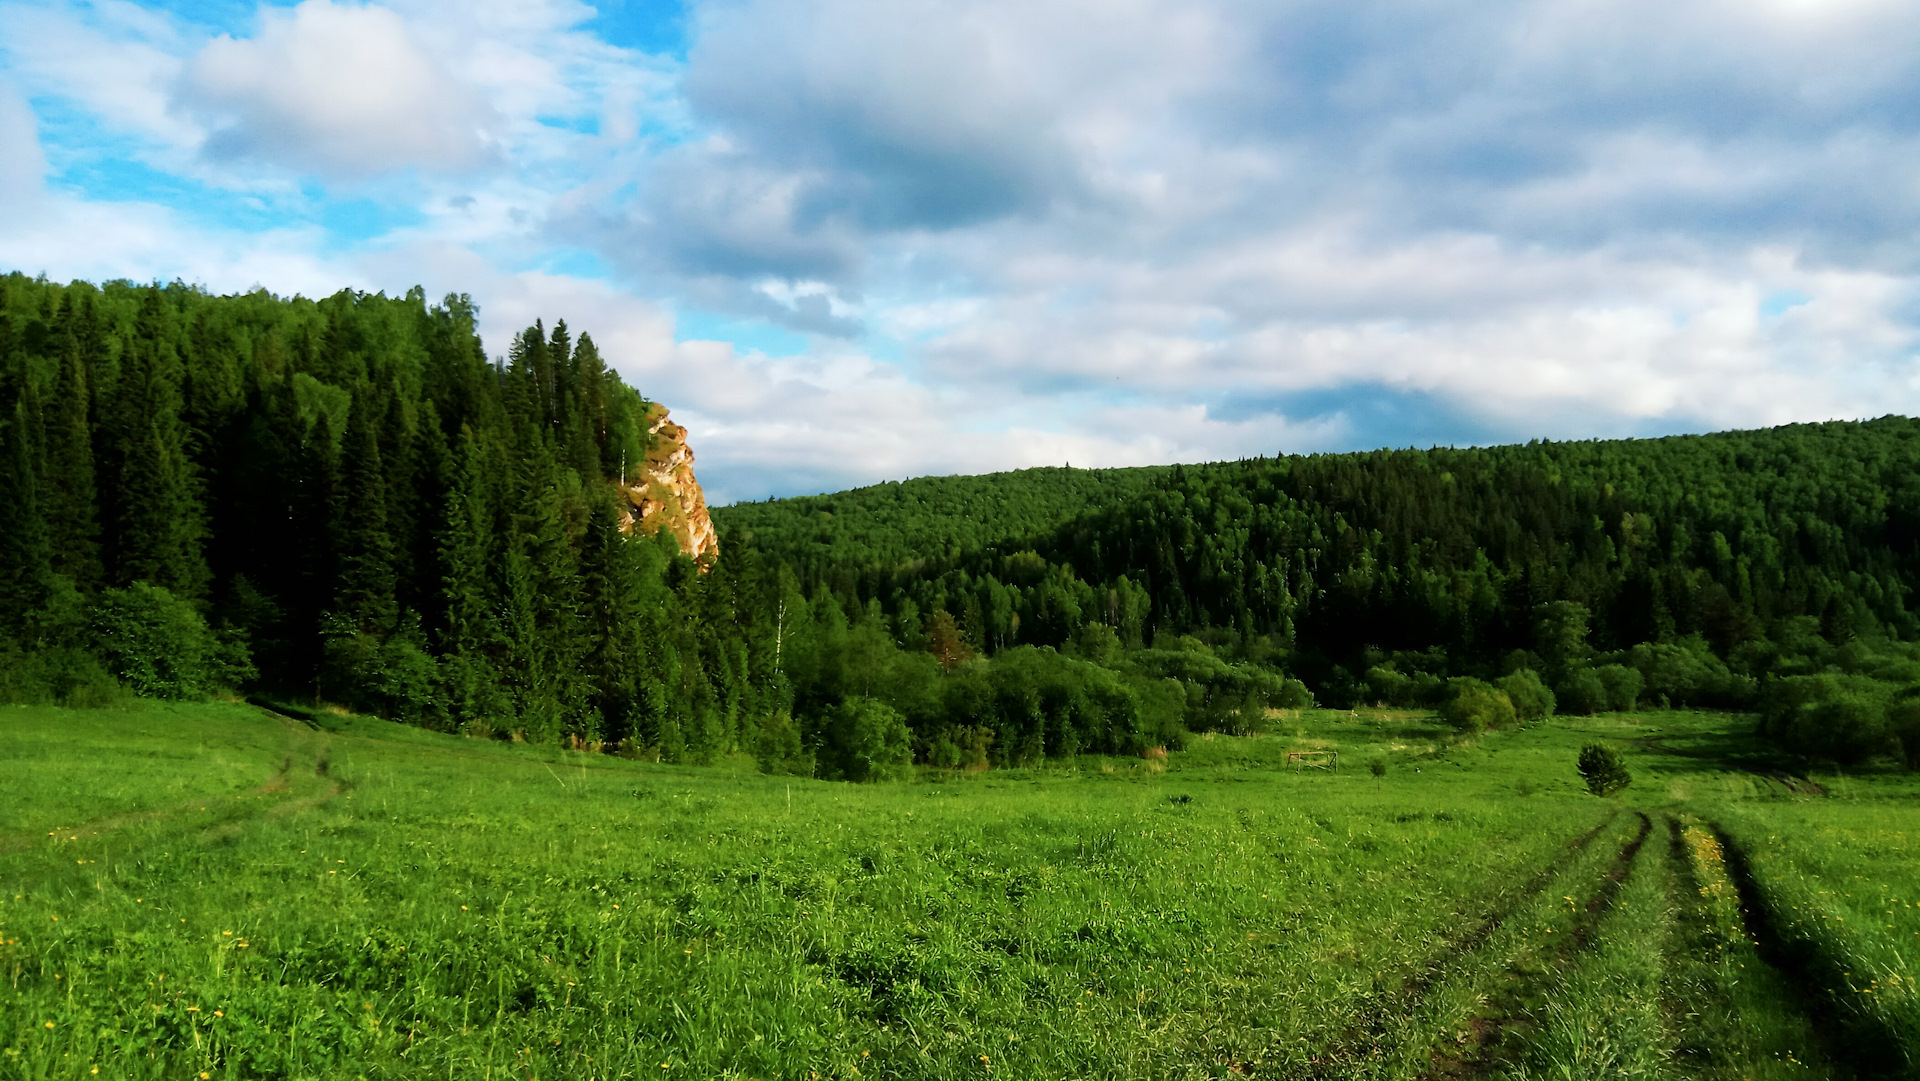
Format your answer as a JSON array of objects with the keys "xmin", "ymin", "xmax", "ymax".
[{"xmin": 1286, "ymin": 750, "xmax": 1338, "ymax": 772}]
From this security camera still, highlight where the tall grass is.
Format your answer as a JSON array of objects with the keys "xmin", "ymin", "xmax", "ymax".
[
  {"xmin": 0, "ymin": 704, "xmax": 1615, "ymax": 1079},
  {"xmin": 3, "ymin": 704, "xmax": 1913, "ymax": 1078}
]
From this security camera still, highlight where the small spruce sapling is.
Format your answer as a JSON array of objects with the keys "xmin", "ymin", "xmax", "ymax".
[
  {"xmin": 1577, "ymin": 742, "xmax": 1631, "ymax": 796},
  {"xmin": 1369, "ymin": 759, "xmax": 1387, "ymax": 789}
]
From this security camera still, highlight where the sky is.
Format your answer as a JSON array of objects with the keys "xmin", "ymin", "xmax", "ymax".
[{"xmin": 3, "ymin": 0, "xmax": 1920, "ymax": 504}]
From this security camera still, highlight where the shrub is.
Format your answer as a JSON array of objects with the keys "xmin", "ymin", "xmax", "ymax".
[
  {"xmin": 1441, "ymin": 677, "xmax": 1516, "ymax": 733},
  {"xmin": 1594, "ymin": 665, "xmax": 1643, "ymax": 712},
  {"xmin": 751, "ymin": 711, "xmax": 814, "ymax": 776},
  {"xmin": 1496, "ymin": 668, "xmax": 1556, "ymax": 721},
  {"xmin": 1789, "ymin": 695, "xmax": 1896, "ymax": 766},
  {"xmin": 1627, "ymin": 637, "xmax": 1757, "ymax": 708},
  {"xmin": 1274, "ymin": 676, "xmax": 1315, "ymax": 710},
  {"xmin": 1759, "ymin": 673, "xmax": 1899, "ymax": 765},
  {"xmin": 1891, "ymin": 701, "xmax": 1920, "ymax": 770},
  {"xmin": 90, "ymin": 583, "xmax": 251, "ymax": 699},
  {"xmin": 1556, "ymin": 668, "xmax": 1607, "ymax": 715},
  {"xmin": 0, "ymin": 646, "xmax": 126, "ymax": 707},
  {"xmin": 816, "ymin": 696, "xmax": 914, "ymax": 782},
  {"xmin": 1555, "ymin": 665, "xmax": 1641, "ymax": 714},
  {"xmin": 927, "ymin": 724, "xmax": 994, "ymax": 770},
  {"xmin": 1366, "ymin": 664, "xmax": 1445, "ymax": 708},
  {"xmin": 322, "ymin": 619, "xmax": 442, "ymax": 725},
  {"xmin": 1577, "ymin": 742, "xmax": 1631, "ymax": 796}
]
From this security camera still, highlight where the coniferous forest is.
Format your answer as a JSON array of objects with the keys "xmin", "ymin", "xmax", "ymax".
[{"xmin": 7, "ymin": 272, "xmax": 1920, "ymax": 772}]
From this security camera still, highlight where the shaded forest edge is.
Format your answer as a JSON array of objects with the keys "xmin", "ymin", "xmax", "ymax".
[{"xmin": 3, "ymin": 271, "xmax": 1918, "ymax": 775}]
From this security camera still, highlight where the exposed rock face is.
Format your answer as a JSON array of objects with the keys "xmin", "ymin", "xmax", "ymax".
[{"xmin": 616, "ymin": 404, "xmax": 718, "ymax": 563}]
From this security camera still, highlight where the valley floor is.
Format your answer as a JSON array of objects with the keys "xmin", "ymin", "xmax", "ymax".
[{"xmin": 1, "ymin": 704, "xmax": 1915, "ymax": 1080}]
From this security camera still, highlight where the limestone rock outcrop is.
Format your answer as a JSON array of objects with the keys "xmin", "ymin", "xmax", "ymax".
[{"xmin": 616, "ymin": 403, "xmax": 718, "ymax": 562}]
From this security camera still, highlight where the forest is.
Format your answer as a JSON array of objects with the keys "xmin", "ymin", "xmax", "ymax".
[{"xmin": 4, "ymin": 272, "xmax": 1919, "ymax": 772}]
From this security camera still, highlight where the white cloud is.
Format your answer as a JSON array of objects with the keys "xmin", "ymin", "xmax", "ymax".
[
  {"xmin": 0, "ymin": 80, "xmax": 46, "ymax": 210},
  {"xmin": 0, "ymin": 0, "xmax": 194, "ymax": 148},
  {"xmin": 179, "ymin": 0, "xmax": 496, "ymax": 177}
]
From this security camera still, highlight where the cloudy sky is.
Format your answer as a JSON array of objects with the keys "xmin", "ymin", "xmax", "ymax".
[{"xmin": 3, "ymin": 0, "xmax": 1918, "ymax": 502}]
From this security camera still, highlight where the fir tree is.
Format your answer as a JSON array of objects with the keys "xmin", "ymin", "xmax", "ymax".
[
  {"xmin": 439, "ymin": 426, "xmax": 505, "ymax": 732},
  {"xmin": 0, "ymin": 396, "xmax": 54, "ymax": 636},
  {"xmin": 42, "ymin": 331, "xmax": 101, "ymax": 590},
  {"xmin": 335, "ymin": 400, "xmax": 399, "ymax": 636},
  {"xmin": 111, "ymin": 288, "xmax": 208, "ymax": 599}
]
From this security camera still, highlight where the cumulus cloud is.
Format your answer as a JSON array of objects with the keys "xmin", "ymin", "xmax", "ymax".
[
  {"xmin": 0, "ymin": 80, "xmax": 45, "ymax": 211},
  {"xmin": 0, "ymin": 0, "xmax": 194, "ymax": 149},
  {"xmin": 177, "ymin": 0, "xmax": 497, "ymax": 177}
]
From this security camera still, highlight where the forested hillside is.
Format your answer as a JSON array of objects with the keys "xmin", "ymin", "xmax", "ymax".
[
  {"xmin": 0, "ymin": 273, "xmax": 773, "ymax": 756},
  {"xmin": 726, "ymin": 420, "xmax": 1920, "ymax": 764},
  {"xmin": 6, "ymin": 271, "xmax": 1920, "ymax": 773},
  {"xmin": 713, "ymin": 464, "xmax": 1167, "ymax": 578}
]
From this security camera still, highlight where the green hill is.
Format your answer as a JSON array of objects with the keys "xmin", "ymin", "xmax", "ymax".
[{"xmin": 712, "ymin": 464, "xmax": 1169, "ymax": 576}]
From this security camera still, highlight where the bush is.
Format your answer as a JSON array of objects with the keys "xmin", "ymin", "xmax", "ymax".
[
  {"xmin": 815, "ymin": 696, "xmax": 914, "ymax": 782},
  {"xmin": 927, "ymin": 724, "xmax": 994, "ymax": 770},
  {"xmin": 1627, "ymin": 637, "xmax": 1757, "ymax": 708},
  {"xmin": 1274, "ymin": 676, "xmax": 1315, "ymax": 710},
  {"xmin": 751, "ymin": 711, "xmax": 815, "ymax": 776},
  {"xmin": 322, "ymin": 620, "xmax": 442, "ymax": 725},
  {"xmin": 1594, "ymin": 665, "xmax": 1643, "ymax": 712},
  {"xmin": 90, "ymin": 583, "xmax": 252, "ymax": 699},
  {"xmin": 1555, "ymin": 665, "xmax": 1641, "ymax": 714},
  {"xmin": 1759, "ymin": 673, "xmax": 1899, "ymax": 765},
  {"xmin": 0, "ymin": 646, "xmax": 126, "ymax": 707},
  {"xmin": 1556, "ymin": 667, "xmax": 1607, "ymax": 715},
  {"xmin": 1366, "ymin": 663, "xmax": 1445, "ymax": 708},
  {"xmin": 1496, "ymin": 668, "xmax": 1556, "ymax": 721},
  {"xmin": 1129, "ymin": 648, "xmax": 1306, "ymax": 732},
  {"xmin": 1577, "ymin": 742, "xmax": 1631, "ymax": 796},
  {"xmin": 1441, "ymin": 677, "xmax": 1516, "ymax": 734},
  {"xmin": 1891, "ymin": 701, "xmax": 1920, "ymax": 770},
  {"xmin": 1790, "ymin": 696, "xmax": 1894, "ymax": 766}
]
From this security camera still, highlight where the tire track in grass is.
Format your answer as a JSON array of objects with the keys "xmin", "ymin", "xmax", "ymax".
[
  {"xmin": 1563, "ymin": 812, "xmax": 1653, "ymax": 957},
  {"xmin": 1421, "ymin": 811, "xmax": 1653, "ymax": 1080},
  {"xmin": 1661, "ymin": 813, "xmax": 1724, "ymax": 1077},
  {"xmin": 0, "ymin": 714, "xmax": 340, "ymax": 862},
  {"xmin": 1296, "ymin": 812, "xmax": 1622, "ymax": 1079},
  {"xmin": 1710, "ymin": 822, "xmax": 1905, "ymax": 1080},
  {"xmin": 1658, "ymin": 816, "xmax": 1845, "ymax": 1080}
]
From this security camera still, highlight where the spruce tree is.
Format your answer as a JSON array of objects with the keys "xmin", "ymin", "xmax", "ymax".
[
  {"xmin": 438, "ymin": 426, "xmax": 505, "ymax": 733},
  {"xmin": 111, "ymin": 288, "xmax": 208, "ymax": 599},
  {"xmin": 335, "ymin": 400, "xmax": 399, "ymax": 636},
  {"xmin": 42, "ymin": 332, "xmax": 101, "ymax": 590},
  {"xmin": 499, "ymin": 506, "xmax": 550, "ymax": 740},
  {"xmin": 284, "ymin": 407, "xmax": 343, "ymax": 688},
  {"xmin": 516, "ymin": 445, "xmax": 592, "ymax": 738},
  {"xmin": 0, "ymin": 396, "xmax": 54, "ymax": 636},
  {"xmin": 578, "ymin": 496, "xmax": 642, "ymax": 744}
]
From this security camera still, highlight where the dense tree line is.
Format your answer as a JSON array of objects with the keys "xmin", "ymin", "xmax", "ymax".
[
  {"xmin": 724, "ymin": 419, "xmax": 1920, "ymax": 765},
  {"xmin": 0, "ymin": 274, "xmax": 776, "ymax": 759},
  {"xmin": 0, "ymin": 274, "xmax": 1247, "ymax": 773},
  {"xmin": 11, "ymin": 273, "xmax": 1920, "ymax": 773}
]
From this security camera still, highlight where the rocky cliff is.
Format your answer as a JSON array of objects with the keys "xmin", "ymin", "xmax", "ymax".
[{"xmin": 616, "ymin": 403, "xmax": 718, "ymax": 563}]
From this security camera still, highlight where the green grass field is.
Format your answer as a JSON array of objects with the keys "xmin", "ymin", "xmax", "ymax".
[{"xmin": 2, "ymin": 704, "xmax": 1915, "ymax": 1080}]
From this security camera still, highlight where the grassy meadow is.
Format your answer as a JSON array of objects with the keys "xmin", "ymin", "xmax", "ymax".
[{"xmin": 2, "ymin": 704, "xmax": 1916, "ymax": 1080}]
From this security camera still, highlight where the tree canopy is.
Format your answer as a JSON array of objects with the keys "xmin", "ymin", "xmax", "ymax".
[{"xmin": 9, "ymin": 271, "xmax": 1920, "ymax": 773}]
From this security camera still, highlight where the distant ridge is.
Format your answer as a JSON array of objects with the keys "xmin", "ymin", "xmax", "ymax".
[{"xmin": 712, "ymin": 463, "xmax": 1170, "ymax": 577}]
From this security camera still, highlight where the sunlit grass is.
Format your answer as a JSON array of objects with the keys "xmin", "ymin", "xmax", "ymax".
[{"xmin": 4, "ymin": 704, "xmax": 1918, "ymax": 1078}]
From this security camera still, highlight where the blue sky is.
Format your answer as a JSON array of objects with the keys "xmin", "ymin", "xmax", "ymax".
[{"xmin": 4, "ymin": 0, "xmax": 1920, "ymax": 503}]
